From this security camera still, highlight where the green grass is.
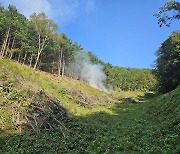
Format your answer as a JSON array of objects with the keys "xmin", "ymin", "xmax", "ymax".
[
  {"xmin": 0, "ymin": 59, "xmax": 117, "ymax": 114},
  {"xmin": 0, "ymin": 58, "xmax": 179, "ymax": 153}
]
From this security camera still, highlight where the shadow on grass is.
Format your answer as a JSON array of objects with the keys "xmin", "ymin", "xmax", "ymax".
[{"xmin": 0, "ymin": 92, "xmax": 177, "ymax": 153}]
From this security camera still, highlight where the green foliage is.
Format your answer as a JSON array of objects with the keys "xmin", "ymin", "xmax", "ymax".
[
  {"xmin": 155, "ymin": 0, "xmax": 180, "ymax": 27},
  {"xmin": 0, "ymin": 4, "xmax": 37, "ymax": 61},
  {"xmin": 104, "ymin": 64, "xmax": 157, "ymax": 91},
  {"xmin": 144, "ymin": 86, "xmax": 180, "ymax": 152},
  {"xmin": 88, "ymin": 51, "xmax": 104, "ymax": 65},
  {"xmin": 155, "ymin": 31, "xmax": 180, "ymax": 92}
]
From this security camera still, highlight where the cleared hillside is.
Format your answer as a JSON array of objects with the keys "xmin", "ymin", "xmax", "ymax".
[
  {"xmin": 0, "ymin": 58, "xmax": 179, "ymax": 153},
  {"xmin": 0, "ymin": 58, "xmax": 121, "ymax": 134}
]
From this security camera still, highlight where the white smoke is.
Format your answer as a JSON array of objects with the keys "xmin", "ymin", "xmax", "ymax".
[{"xmin": 67, "ymin": 51, "xmax": 108, "ymax": 92}]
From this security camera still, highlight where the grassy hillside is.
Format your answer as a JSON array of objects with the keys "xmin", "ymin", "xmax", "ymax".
[{"xmin": 0, "ymin": 58, "xmax": 179, "ymax": 153}]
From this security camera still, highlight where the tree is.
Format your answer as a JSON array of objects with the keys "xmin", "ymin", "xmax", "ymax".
[
  {"xmin": 40, "ymin": 36, "xmax": 59, "ymax": 73},
  {"xmin": 57, "ymin": 33, "xmax": 74, "ymax": 77},
  {"xmin": 155, "ymin": 32, "xmax": 180, "ymax": 92},
  {"xmin": 30, "ymin": 12, "xmax": 58, "ymax": 70},
  {"xmin": 0, "ymin": 5, "xmax": 18, "ymax": 57},
  {"xmin": 0, "ymin": 5, "xmax": 30, "ymax": 60},
  {"xmin": 155, "ymin": 0, "xmax": 180, "ymax": 27}
]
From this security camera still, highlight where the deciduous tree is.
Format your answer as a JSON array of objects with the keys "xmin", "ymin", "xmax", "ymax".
[
  {"xmin": 30, "ymin": 12, "xmax": 58, "ymax": 69},
  {"xmin": 155, "ymin": 32, "xmax": 180, "ymax": 92}
]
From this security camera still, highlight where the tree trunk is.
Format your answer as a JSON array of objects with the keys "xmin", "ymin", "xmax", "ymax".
[
  {"xmin": 29, "ymin": 54, "xmax": 33, "ymax": 67},
  {"xmin": 0, "ymin": 38, "xmax": 6, "ymax": 56},
  {"xmin": 9, "ymin": 36, "xmax": 15, "ymax": 59},
  {"xmin": 37, "ymin": 57, "xmax": 42, "ymax": 70},
  {"xmin": 18, "ymin": 53, "xmax": 21, "ymax": 62},
  {"xmin": 10, "ymin": 52, "xmax": 13, "ymax": 59},
  {"xmin": 62, "ymin": 53, "xmax": 65, "ymax": 78},
  {"xmin": 1, "ymin": 26, "xmax": 10, "ymax": 57},
  {"xmin": 23, "ymin": 51, "xmax": 27, "ymax": 65},
  {"xmin": 51, "ymin": 61, "xmax": 54, "ymax": 74},
  {"xmin": 58, "ymin": 47, "xmax": 63, "ymax": 76},
  {"xmin": 4, "ymin": 35, "xmax": 12, "ymax": 57},
  {"xmin": 34, "ymin": 52, "xmax": 41, "ymax": 69},
  {"xmin": 34, "ymin": 36, "xmax": 47, "ymax": 70}
]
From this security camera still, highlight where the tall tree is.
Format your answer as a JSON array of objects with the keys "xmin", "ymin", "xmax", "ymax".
[
  {"xmin": 30, "ymin": 12, "xmax": 58, "ymax": 70},
  {"xmin": 0, "ymin": 5, "xmax": 6, "ymax": 52},
  {"xmin": 155, "ymin": 32, "xmax": 180, "ymax": 92},
  {"xmin": 57, "ymin": 34, "xmax": 73, "ymax": 77},
  {"xmin": 0, "ymin": 5, "xmax": 31, "ymax": 60},
  {"xmin": 0, "ymin": 5, "xmax": 17, "ymax": 57}
]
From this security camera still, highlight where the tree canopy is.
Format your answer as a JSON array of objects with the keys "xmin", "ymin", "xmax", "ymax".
[
  {"xmin": 155, "ymin": 0, "xmax": 180, "ymax": 27},
  {"xmin": 155, "ymin": 31, "xmax": 180, "ymax": 92}
]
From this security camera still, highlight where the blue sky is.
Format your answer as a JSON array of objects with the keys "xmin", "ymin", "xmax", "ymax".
[{"xmin": 1, "ymin": 0, "xmax": 179, "ymax": 68}]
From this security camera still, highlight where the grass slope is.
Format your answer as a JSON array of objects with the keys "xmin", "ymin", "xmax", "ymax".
[{"xmin": 0, "ymin": 58, "xmax": 179, "ymax": 153}]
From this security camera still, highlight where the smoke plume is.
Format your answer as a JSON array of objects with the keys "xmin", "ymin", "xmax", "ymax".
[{"xmin": 67, "ymin": 51, "xmax": 108, "ymax": 92}]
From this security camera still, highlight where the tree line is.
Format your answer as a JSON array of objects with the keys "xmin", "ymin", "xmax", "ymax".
[
  {"xmin": 0, "ymin": 5, "xmax": 84, "ymax": 77},
  {"xmin": 0, "ymin": 4, "xmax": 157, "ymax": 92}
]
